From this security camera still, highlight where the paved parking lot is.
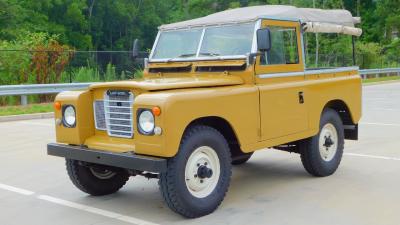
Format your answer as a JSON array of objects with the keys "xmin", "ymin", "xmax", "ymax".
[{"xmin": 1, "ymin": 82, "xmax": 400, "ymax": 225}]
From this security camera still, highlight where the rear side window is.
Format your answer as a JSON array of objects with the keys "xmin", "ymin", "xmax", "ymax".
[{"xmin": 260, "ymin": 26, "xmax": 299, "ymax": 65}]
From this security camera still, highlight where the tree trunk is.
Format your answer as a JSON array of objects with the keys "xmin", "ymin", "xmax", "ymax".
[
  {"xmin": 89, "ymin": 0, "xmax": 95, "ymax": 19},
  {"xmin": 88, "ymin": 0, "xmax": 96, "ymax": 33}
]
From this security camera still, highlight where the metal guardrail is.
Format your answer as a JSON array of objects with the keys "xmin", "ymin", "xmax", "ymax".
[
  {"xmin": 0, "ymin": 83, "xmax": 92, "ymax": 105},
  {"xmin": 359, "ymin": 68, "xmax": 400, "ymax": 79},
  {"xmin": 0, "ymin": 68, "xmax": 399, "ymax": 105}
]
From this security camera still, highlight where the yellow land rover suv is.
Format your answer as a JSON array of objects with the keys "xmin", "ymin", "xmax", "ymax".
[{"xmin": 48, "ymin": 5, "xmax": 362, "ymax": 218}]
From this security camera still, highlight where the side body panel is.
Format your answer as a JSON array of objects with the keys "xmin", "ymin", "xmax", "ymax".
[
  {"xmin": 304, "ymin": 72, "xmax": 362, "ymax": 131},
  {"xmin": 247, "ymin": 72, "xmax": 362, "ymax": 152}
]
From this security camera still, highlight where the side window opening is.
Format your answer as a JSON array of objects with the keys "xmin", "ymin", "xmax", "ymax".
[{"xmin": 260, "ymin": 26, "xmax": 299, "ymax": 65}]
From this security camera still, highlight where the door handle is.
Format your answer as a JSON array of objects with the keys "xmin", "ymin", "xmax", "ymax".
[{"xmin": 298, "ymin": 92, "xmax": 304, "ymax": 104}]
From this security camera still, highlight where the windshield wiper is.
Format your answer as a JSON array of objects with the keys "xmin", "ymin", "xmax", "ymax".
[
  {"xmin": 199, "ymin": 52, "xmax": 220, "ymax": 57},
  {"xmin": 177, "ymin": 53, "xmax": 197, "ymax": 58},
  {"xmin": 166, "ymin": 53, "xmax": 196, "ymax": 62},
  {"xmin": 166, "ymin": 53, "xmax": 220, "ymax": 62}
]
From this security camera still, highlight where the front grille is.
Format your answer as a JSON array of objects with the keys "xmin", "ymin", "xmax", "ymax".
[
  {"xmin": 93, "ymin": 100, "xmax": 106, "ymax": 130},
  {"xmin": 94, "ymin": 90, "xmax": 134, "ymax": 138}
]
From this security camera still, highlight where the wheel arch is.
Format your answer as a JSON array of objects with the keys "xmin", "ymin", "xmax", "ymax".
[
  {"xmin": 323, "ymin": 99, "xmax": 355, "ymax": 125},
  {"xmin": 184, "ymin": 116, "xmax": 244, "ymax": 157},
  {"xmin": 322, "ymin": 99, "xmax": 358, "ymax": 140}
]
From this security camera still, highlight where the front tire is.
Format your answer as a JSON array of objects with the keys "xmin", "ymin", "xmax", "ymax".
[
  {"xmin": 159, "ymin": 125, "xmax": 232, "ymax": 218},
  {"xmin": 300, "ymin": 108, "xmax": 344, "ymax": 177},
  {"xmin": 66, "ymin": 159, "xmax": 130, "ymax": 196}
]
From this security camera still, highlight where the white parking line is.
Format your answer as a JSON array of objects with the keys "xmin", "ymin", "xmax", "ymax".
[
  {"xmin": 37, "ymin": 195, "xmax": 159, "ymax": 225},
  {"xmin": 345, "ymin": 153, "xmax": 400, "ymax": 161},
  {"xmin": 0, "ymin": 182, "xmax": 158, "ymax": 225},
  {"xmin": 0, "ymin": 183, "xmax": 35, "ymax": 195},
  {"xmin": 360, "ymin": 122, "xmax": 400, "ymax": 127}
]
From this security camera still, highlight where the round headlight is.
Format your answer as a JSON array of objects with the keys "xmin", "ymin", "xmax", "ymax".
[
  {"xmin": 63, "ymin": 105, "xmax": 76, "ymax": 127},
  {"xmin": 138, "ymin": 110, "xmax": 155, "ymax": 134}
]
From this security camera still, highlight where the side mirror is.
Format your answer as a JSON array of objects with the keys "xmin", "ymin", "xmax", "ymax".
[
  {"xmin": 132, "ymin": 39, "xmax": 139, "ymax": 58},
  {"xmin": 257, "ymin": 28, "xmax": 271, "ymax": 52}
]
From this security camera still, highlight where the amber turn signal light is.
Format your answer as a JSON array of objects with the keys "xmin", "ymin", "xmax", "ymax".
[
  {"xmin": 152, "ymin": 106, "xmax": 161, "ymax": 116},
  {"xmin": 54, "ymin": 101, "xmax": 61, "ymax": 111}
]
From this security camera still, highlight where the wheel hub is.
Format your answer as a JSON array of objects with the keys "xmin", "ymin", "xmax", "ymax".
[
  {"xmin": 319, "ymin": 123, "xmax": 338, "ymax": 162},
  {"xmin": 89, "ymin": 167, "xmax": 116, "ymax": 179},
  {"xmin": 323, "ymin": 136, "xmax": 334, "ymax": 148},
  {"xmin": 185, "ymin": 146, "xmax": 221, "ymax": 198},
  {"xmin": 197, "ymin": 165, "xmax": 213, "ymax": 179}
]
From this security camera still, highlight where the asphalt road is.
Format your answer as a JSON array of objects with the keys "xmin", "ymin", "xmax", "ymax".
[{"xmin": 1, "ymin": 82, "xmax": 400, "ymax": 225}]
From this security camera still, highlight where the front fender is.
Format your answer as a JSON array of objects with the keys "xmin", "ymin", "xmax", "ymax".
[
  {"xmin": 133, "ymin": 85, "xmax": 259, "ymax": 157},
  {"xmin": 54, "ymin": 90, "xmax": 95, "ymax": 145}
]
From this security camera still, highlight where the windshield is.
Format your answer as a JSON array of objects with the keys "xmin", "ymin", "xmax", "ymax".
[
  {"xmin": 152, "ymin": 29, "xmax": 203, "ymax": 59},
  {"xmin": 151, "ymin": 23, "xmax": 255, "ymax": 60}
]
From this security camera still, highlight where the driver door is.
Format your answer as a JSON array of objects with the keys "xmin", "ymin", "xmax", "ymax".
[{"xmin": 255, "ymin": 19, "xmax": 308, "ymax": 141}]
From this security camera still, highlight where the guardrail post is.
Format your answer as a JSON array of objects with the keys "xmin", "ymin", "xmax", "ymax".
[{"xmin": 21, "ymin": 95, "xmax": 28, "ymax": 106}]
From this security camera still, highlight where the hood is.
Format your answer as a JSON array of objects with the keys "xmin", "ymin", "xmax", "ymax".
[{"xmin": 89, "ymin": 75, "xmax": 244, "ymax": 91}]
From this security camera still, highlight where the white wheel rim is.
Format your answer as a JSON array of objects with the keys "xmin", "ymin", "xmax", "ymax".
[
  {"xmin": 89, "ymin": 167, "xmax": 116, "ymax": 179},
  {"xmin": 319, "ymin": 123, "xmax": 338, "ymax": 162},
  {"xmin": 185, "ymin": 146, "xmax": 221, "ymax": 198}
]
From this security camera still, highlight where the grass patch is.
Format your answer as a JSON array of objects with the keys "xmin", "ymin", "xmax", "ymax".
[
  {"xmin": 0, "ymin": 103, "xmax": 53, "ymax": 116},
  {"xmin": 362, "ymin": 75, "xmax": 400, "ymax": 83}
]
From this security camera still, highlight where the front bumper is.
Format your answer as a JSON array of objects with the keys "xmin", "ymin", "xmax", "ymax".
[{"xmin": 47, "ymin": 143, "xmax": 167, "ymax": 173}]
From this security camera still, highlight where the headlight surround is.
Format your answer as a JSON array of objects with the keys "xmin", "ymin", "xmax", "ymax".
[
  {"xmin": 138, "ymin": 109, "xmax": 155, "ymax": 135},
  {"xmin": 63, "ymin": 105, "xmax": 76, "ymax": 128}
]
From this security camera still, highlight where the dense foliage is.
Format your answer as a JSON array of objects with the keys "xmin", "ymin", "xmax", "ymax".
[{"xmin": 0, "ymin": 1, "xmax": 398, "ymax": 52}]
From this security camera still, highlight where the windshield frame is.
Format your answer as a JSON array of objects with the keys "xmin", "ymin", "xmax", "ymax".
[{"xmin": 149, "ymin": 21, "xmax": 261, "ymax": 63}]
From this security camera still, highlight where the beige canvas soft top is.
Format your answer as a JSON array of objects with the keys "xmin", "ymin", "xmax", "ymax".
[{"xmin": 159, "ymin": 5, "xmax": 362, "ymax": 36}]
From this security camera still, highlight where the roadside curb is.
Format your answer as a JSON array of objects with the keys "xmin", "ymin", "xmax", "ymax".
[{"xmin": 0, "ymin": 112, "xmax": 54, "ymax": 122}]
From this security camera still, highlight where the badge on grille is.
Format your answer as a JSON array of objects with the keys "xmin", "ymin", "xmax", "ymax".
[{"xmin": 107, "ymin": 90, "xmax": 130, "ymax": 97}]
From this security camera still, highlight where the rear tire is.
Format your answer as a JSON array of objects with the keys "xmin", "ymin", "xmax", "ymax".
[
  {"xmin": 159, "ymin": 125, "xmax": 232, "ymax": 218},
  {"xmin": 300, "ymin": 108, "xmax": 344, "ymax": 177},
  {"xmin": 66, "ymin": 159, "xmax": 129, "ymax": 196}
]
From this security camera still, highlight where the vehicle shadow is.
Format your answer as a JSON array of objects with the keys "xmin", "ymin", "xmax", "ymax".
[{"xmin": 81, "ymin": 151, "xmax": 316, "ymax": 224}]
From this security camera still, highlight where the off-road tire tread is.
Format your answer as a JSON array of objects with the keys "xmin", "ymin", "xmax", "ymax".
[
  {"xmin": 159, "ymin": 125, "xmax": 232, "ymax": 218},
  {"xmin": 300, "ymin": 108, "xmax": 344, "ymax": 177},
  {"xmin": 66, "ymin": 159, "xmax": 129, "ymax": 196},
  {"xmin": 300, "ymin": 138, "xmax": 320, "ymax": 175}
]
